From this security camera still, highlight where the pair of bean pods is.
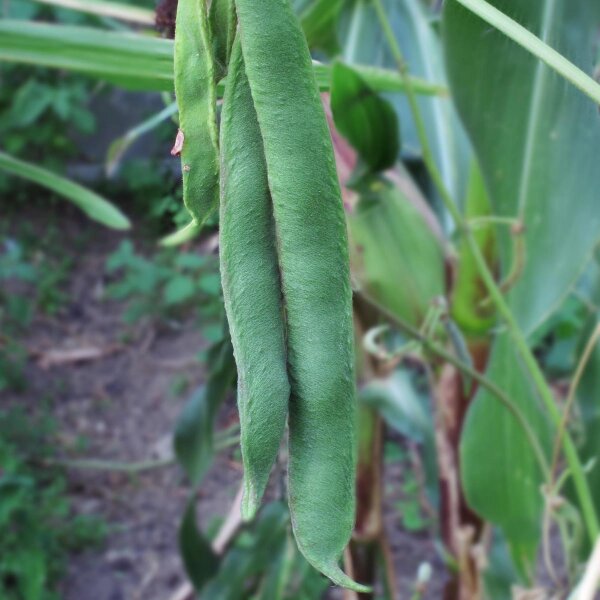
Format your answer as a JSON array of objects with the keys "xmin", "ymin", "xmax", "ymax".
[{"xmin": 174, "ymin": 0, "xmax": 365, "ymax": 591}]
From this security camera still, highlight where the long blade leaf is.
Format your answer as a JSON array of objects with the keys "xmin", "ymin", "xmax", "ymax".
[
  {"xmin": 338, "ymin": 0, "xmax": 471, "ymax": 211},
  {"xmin": 32, "ymin": 0, "xmax": 156, "ymax": 24},
  {"xmin": 106, "ymin": 102, "xmax": 178, "ymax": 176},
  {"xmin": 0, "ymin": 152, "xmax": 130, "ymax": 230},
  {"xmin": 0, "ymin": 20, "xmax": 174, "ymax": 91},
  {"xmin": 0, "ymin": 20, "xmax": 444, "ymax": 96},
  {"xmin": 452, "ymin": 0, "xmax": 600, "ymax": 105},
  {"xmin": 445, "ymin": 0, "xmax": 600, "ymax": 565}
]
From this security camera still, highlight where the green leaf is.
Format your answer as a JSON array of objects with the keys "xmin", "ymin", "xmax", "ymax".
[
  {"xmin": 106, "ymin": 102, "xmax": 177, "ymax": 177},
  {"xmin": 299, "ymin": 0, "xmax": 345, "ymax": 55},
  {"xmin": 359, "ymin": 369, "xmax": 438, "ymax": 505},
  {"xmin": 331, "ymin": 61, "xmax": 399, "ymax": 173},
  {"xmin": 174, "ymin": 336, "xmax": 235, "ymax": 485},
  {"xmin": 0, "ymin": 151, "xmax": 130, "ymax": 229},
  {"xmin": 0, "ymin": 20, "xmax": 444, "ymax": 97},
  {"xmin": 4, "ymin": 0, "xmax": 37, "ymax": 18},
  {"xmin": 0, "ymin": 20, "xmax": 174, "ymax": 91},
  {"xmin": 11, "ymin": 80, "xmax": 53, "ymax": 127},
  {"xmin": 397, "ymin": 499, "xmax": 427, "ymax": 532},
  {"xmin": 360, "ymin": 371, "xmax": 432, "ymax": 444},
  {"xmin": 163, "ymin": 275, "xmax": 195, "ymax": 305},
  {"xmin": 348, "ymin": 177, "xmax": 445, "ymax": 327},
  {"xmin": 451, "ymin": 161, "xmax": 497, "ymax": 335},
  {"xmin": 179, "ymin": 499, "xmax": 220, "ymax": 592},
  {"xmin": 483, "ymin": 530, "xmax": 522, "ymax": 599},
  {"xmin": 175, "ymin": 253, "xmax": 208, "ymax": 270},
  {"xmin": 4, "ymin": 549, "xmax": 47, "ymax": 600},
  {"xmin": 339, "ymin": 0, "xmax": 471, "ymax": 206},
  {"xmin": 0, "ymin": 476, "xmax": 33, "ymax": 524},
  {"xmin": 451, "ymin": 0, "xmax": 600, "ymax": 105},
  {"xmin": 446, "ymin": 0, "xmax": 600, "ymax": 564},
  {"xmin": 445, "ymin": 0, "xmax": 600, "ymax": 334},
  {"xmin": 33, "ymin": 0, "xmax": 156, "ymax": 24},
  {"xmin": 575, "ymin": 259, "xmax": 600, "ymax": 517},
  {"xmin": 202, "ymin": 502, "xmax": 290, "ymax": 599},
  {"xmin": 198, "ymin": 273, "xmax": 221, "ymax": 296},
  {"xmin": 459, "ymin": 334, "xmax": 552, "ymax": 572},
  {"xmin": 254, "ymin": 534, "xmax": 294, "ymax": 600}
]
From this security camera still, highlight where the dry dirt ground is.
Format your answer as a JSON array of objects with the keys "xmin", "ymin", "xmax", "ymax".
[{"xmin": 3, "ymin": 209, "xmax": 446, "ymax": 599}]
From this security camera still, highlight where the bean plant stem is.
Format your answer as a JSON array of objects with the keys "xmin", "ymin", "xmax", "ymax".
[
  {"xmin": 370, "ymin": 0, "xmax": 462, "ymax": 227},
  {"xmin": 467, "ymin": 236, "xmax": 599, "ymax": 540},
  {"xmin": 359, "ymin": 292, "xmax": 549, "ymax": 479},
  {"xmin": 371, "ymin": 0, "xmax": 599, "ymax": 542},
  {"xmin": 550, "ymin": 325, "xmax": 600, "ymax": 484}
]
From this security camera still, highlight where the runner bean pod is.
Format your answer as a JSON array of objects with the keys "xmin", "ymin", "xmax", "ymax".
[
  {"xmin": 173, "ymin": 0, "xmax": 219, "ymax": 226},
  {"xmin": 209, "ymin": 0, "xmax": 236, "ymax": 81},
  {"xmin": 219, "ymin": 38, "xmax": 290, "ymax": 521},
  {"xmin": 232, "ymin": 0, "xmax": 364, "ymax": 590}
]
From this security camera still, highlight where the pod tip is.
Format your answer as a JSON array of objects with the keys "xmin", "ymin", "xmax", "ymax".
[
  {"xmin": 241, "ymin": 480, "xmax": 259, "ymax": 522},
  {"xmin": 323, "ymin": 563, "xmax": 372, "ymax": 593},
  {"xmin": 159, "ymin": 219, "xmax": 201, "ymax": 247}
]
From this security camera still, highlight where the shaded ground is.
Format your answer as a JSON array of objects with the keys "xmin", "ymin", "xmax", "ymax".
[{"xmin": 3, "ymin": 208, "xmax": 445, "ymax": 599}]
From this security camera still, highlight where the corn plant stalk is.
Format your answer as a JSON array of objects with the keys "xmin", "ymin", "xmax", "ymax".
[
  {"xmin": 371, "ymin": 0, "xmax": 599, "ymax": 544},
  {"xmin": 348, "ymin": 406, "xmax": 383, "ymax": 600},
  {"xmin": 348, "ymin": 307, "xmax": 387, "ymax": 596}
]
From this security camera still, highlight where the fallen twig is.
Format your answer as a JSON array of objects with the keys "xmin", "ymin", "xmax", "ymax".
[{"xmin": 33, "ymin": 344, "xmax": 122, "ymax": 369}]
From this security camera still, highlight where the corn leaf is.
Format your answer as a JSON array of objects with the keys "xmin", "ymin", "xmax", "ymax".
[
  {"xmin": 0, "ymin": 20, "xmax": 174, "ymax": 91},
  {"xmin": 32, "ymin": 0, "xmax": 155, "ymax": 24},
  {"xmin": 0, "ymin": 20, "xmax": 444, "ymax": 96},
  {"xmin": 445, "ymin": 0, "xmax": 600, "ymax": 566}
]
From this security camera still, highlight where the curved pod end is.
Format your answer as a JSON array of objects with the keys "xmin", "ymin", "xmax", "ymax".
[
  {"xmin": 159, "ymin": 220, "xmax": 202, "ymax": 247},
  {"xmin": 317, "ymin": 561, "xmax": 372, "ymax": 593},
  {"xmin": 241, "ymin": 478, "xmax": 259, "ymax": 522}
]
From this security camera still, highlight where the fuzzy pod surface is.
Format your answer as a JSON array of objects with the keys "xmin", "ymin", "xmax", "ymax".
[
  {"xmin": 234, "ymin": 0, "xmax": 363, "ymax": 590},
  {"xmin": 209, "ymin": 0, "xmax": 236, "ymax": 81},
  {"xmin": 219, "ymin": 39, "xmax": 290, "ymax": 521},
  {"xmin": 173, "ymin": 0, "xmax": 219, "ymax": 227}
]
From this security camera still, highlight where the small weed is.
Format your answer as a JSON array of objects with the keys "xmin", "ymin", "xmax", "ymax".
[
  {"xmin": 105, "ymin": 240, "xmax": 223, "ymax": 327},
  {"xmin": 170, "ymin": 373, "xmax": 190, "ymax": 398},
  {"xmin": 0, "ymin": 234, "xmax": 72, "ymax": 392},
  {"xmin": 385, "ymin": 442, "xmax": 431, "ymax": 533},
  {"xmin": 0, "ymin": 408, "xmax": 107, "ymax": 600}
]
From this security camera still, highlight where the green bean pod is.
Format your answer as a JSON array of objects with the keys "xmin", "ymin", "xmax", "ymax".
[
  {"xmin": 173, "ymin": 0, "xmax": 219, "ymax": 226},
  {"xmin": 219, "ymin": 39, "xmax": 290, "ymax": 521},
  {"xmin": 234, "ymin": 0, "xmax": 363, "ymax": 590},
  {"xmin": 208, "ymin": 0, "xmax": 236, "ymax": 81}
]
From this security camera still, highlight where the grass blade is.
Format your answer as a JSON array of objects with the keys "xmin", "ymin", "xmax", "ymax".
[
  {"xmin": 0, "ymin": 20, "xmax": 174, "ymax": 91},
  {"xmin": 0, "ymin": 20, "xmax": 445, "ymax": 96},
  {"xmin": 106, "ymin": 101, "xmax": 178, "ymax": 176},
  {"xmin": 0, "ymin": 152, "xmax": 130, "ymax": 230},
  {"xmin": 32, "ymin": 0, "xmax": 155, "ymax": 24}
]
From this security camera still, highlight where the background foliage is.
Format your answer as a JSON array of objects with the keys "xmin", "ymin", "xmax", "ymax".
[{"xmin": 1, "ymin": 0, "xmax": 600, "ymax": 598}]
